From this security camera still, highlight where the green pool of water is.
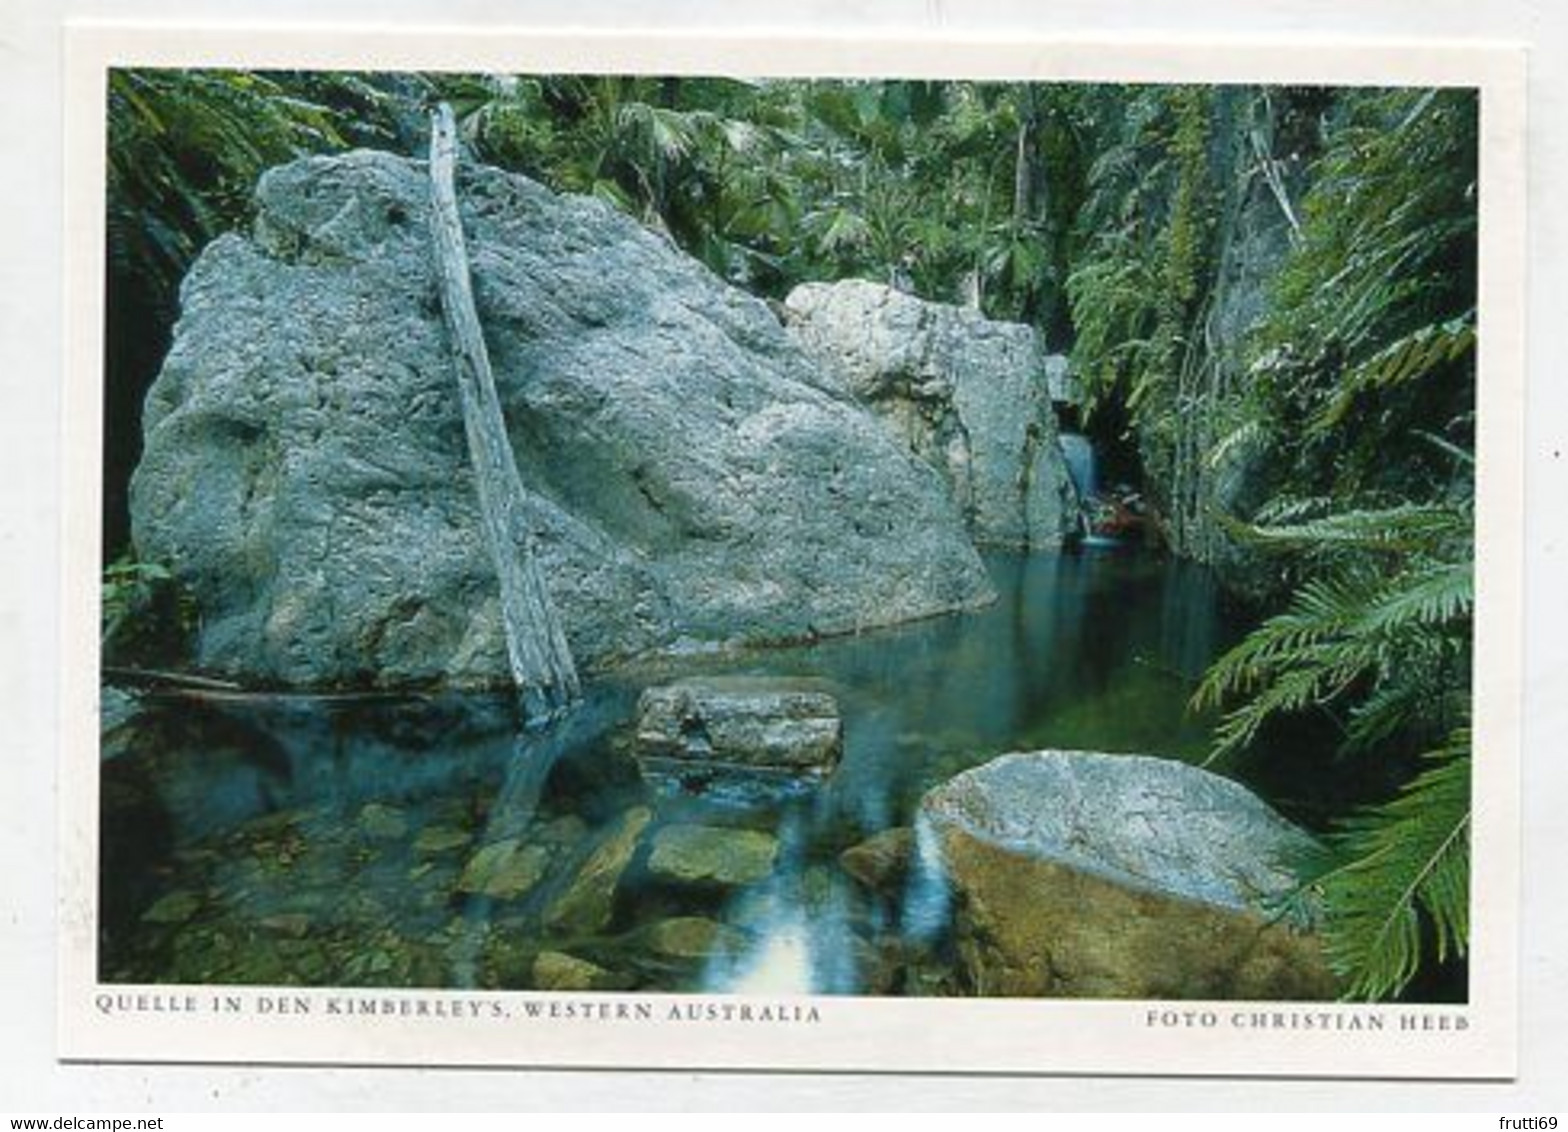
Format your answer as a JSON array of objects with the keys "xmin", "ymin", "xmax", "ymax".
[{"xmin": 100, "ymin": 549, "xmax": 1275, "ymax": 995}]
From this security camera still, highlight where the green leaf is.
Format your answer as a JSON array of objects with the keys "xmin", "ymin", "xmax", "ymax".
[{"xmin": 1312, "ymin": 738, "xmax": 1471, "ymax": 1000}]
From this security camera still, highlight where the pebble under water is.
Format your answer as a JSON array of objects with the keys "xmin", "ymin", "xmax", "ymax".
[{"xmin": 101, "ymin": 549, "xmax": 1276, "ymax": 996}]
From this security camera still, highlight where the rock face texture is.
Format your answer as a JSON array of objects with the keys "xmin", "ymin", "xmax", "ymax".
[
  {"xmin": 634, "ymin": 677, "xmax": 843, "ymax": 773},
  {"xmin": 784, "ymin": 280, "xmax": 1079, "ymax": 549},
  {"xmin": 920, "ymin": 751, "xmax": 1340, "ymax": 1000},
  {"xmin": 130, "ymin": 151, "xmax": 992, "ymax": 689}
]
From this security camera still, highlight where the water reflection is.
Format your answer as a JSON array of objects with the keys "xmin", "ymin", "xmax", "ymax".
[{"xmin": 100, "ymin": 550, "xmax": 1250, "ymax": 994}]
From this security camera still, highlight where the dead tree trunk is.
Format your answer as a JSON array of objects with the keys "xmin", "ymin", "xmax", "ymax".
[{"xmin": 427, "ymin": 103, "xmax": 581, "ymax": 721}]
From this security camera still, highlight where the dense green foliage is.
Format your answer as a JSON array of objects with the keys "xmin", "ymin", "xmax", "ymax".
[
  {"xmin": 1187, "ymin": 90, "xmax": 1477, "ymax": 1000},
  {"xmin": 104, "ymin": 70, "xmax": 1479, "ymax": 1002},
  {"xmin": 443, "ymin": 75, "xmax": 1090, "ymax": 330}
]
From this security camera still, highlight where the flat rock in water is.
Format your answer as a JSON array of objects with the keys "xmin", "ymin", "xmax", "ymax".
[
  {"xmin": 635, "ymin": 676, "xmax": 843, "ymax": 773},
  {"xmin": 457, "ymin": 838, "xmax": 551, "ymax": 901},
  {"xmin": 141, "ymin": 890, "xmax": 203, "ymax": 925},
  {"xmin": 642, "ymin": 916, "xmax": 749, "ymax": 960},
  {"xmin": 129, "ymin": 152, "xmax": 991, "ymax": 688},
  {"xmin": 544, "ymin": 806, "xmax": 652, "ymax": 936},
  {"xmin": 532, "ymin": 950, "xmax": 625, "ymax": 991},
  {"xmin": 357, "ymin": 802, "xmax": 408, "ymax": 840},
  {"xmin": 784, "ymin": 280, "xmax": 1079, "ymax": 550},
  {"xmin": 259, "ymin": 912, "xmax": 312, "ymax": 938},
  {"xmin": 647, "ymin": 824, "xmax": 779, "ymax": 887},
  {"xmin": 919, "ymin": 750, "xmax": 1341, "ymax": 1000},
  {"xmin": 412, "ymin": 826, "xmax": 470, "ymax": 856}
]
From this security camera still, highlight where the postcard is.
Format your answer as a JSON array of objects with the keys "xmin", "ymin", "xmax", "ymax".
[{"xmin": 59, "ymin": 23, "xmax": 1526, "ymax": 1077}]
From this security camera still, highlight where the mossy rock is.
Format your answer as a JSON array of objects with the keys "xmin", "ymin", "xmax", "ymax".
[
  {"xmin": 646, "ymin": 824, "xmax": 778, "ymax": 888},
  {"xmin": 358, "ymin": 803, "xmax": 409, "ymax": 840},
  {"xmin": 456, "ymin": 839, "xmax": 550, "ymax": 901},
  {"xmin": 532, "ymin": 950, "xmax": 630, "ymax": 991},
  {"xmin": 413, "ymin": 825, "xmax": 471, "ymax": 855},
  {"xmin": 543, "ymin": 806, "xmax": 652, "ymax": 935},
  {"xmin": 141, "ymin": 890, "xmax": 203, "ymax": 925}
]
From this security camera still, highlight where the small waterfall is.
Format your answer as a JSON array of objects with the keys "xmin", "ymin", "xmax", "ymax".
[
  {"xmin": 1058, "ymin": 431, "xmax": 1105, "ymax": 544},
  {"xmin": 1058, "ymin": 432, "xmax": 1098, "ymax": 503}
]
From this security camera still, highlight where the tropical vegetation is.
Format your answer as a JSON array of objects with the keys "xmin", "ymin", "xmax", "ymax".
[{"xmin": 104, "ymin": 70, "xmax": 1479, "ymax": 1002}]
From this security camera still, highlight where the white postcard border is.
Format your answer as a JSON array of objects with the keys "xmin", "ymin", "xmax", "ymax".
[{"xmin": 58, "ymin": 23, "xmax": 1528, "ymax": 1078}]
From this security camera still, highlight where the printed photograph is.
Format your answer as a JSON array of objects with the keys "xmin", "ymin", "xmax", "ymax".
[{"xmin": 97, "ymin": 69, "xmax": 1478, "ymax": 1005}]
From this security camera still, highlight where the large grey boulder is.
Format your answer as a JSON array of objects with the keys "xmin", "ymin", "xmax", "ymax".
[
  {"xmin": 130, "ymin": 151, "xmax": 992, "ymax": 689},
  {"xmin": 784, "ymin": 280, "xmax": 1078, "ymax": 549},
  {"xmin": 920, "ymin": 751, "xmax": 1340, "ymax": 999}
]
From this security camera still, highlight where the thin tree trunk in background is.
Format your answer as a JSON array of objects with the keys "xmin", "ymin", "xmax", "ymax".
[
  {"xmin": 427, "ymin": 102, "xmax": 581, "ymax": 722},
  {"xmin": 1012, "ymin": 115, "xmax": 1034, "ymax": 226}
]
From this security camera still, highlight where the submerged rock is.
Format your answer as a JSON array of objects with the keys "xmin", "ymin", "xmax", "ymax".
[
  {"xmin": 647, "ymin": 824, "xmax": 779, "ymax": 887},
  {"xmin": 838, "ymin": 826, "xmax": 915, "ymax": 894},
  {"xmin": 920, "ymin": 750, "xmax": 1340, "ymax": 1000},
  {"xmin": 544, "ymin": 806, "xmax": 652, "ymax": 935},
  {"xmin": 635, "ymin": 676, "xmax": 843, "ymax": 774},
  {"xmin": 642, "ymin": 916, "xmax": 749, "ymax": 960},
  {"xmin": 456, "ymin": 838, "xmax": 550, "ymax": 901},
  {"xmin": 412, "ymin": 826, "xmax": 470, "ymax": 856},
  {"xmin": 532, "ymin": 950, "xmax": 625, "ymax": 992},
  {"xmin": 130, "ymin": 151, "xmax": 991, "ymax": 689},
  {"xmin": 784, "ymin": 280, "xmax": 1078, "ymax": 549},
  {"xmin": 140, "ymin": 890, "xmax": 203, "ymax": 926},
  {"xmin": 258, "ymin": 912, "xmax": 312, "ymax": 938},
  {"xmin": 357, "ymin": 802, "xmax": 408, "ymax": 840}
]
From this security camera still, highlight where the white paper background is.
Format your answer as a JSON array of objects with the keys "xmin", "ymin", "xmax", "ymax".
[{"xmin": 3, "ymin": 0, "xmax": 1564, "ymax": 1111}]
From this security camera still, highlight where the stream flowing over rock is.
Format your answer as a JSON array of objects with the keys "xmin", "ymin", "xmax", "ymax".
[
  {"xmin": 783, "ymin": 280, "xmax": 1079, "ymax": 549},
  {"xmin": 919, "ymin": 750, "xmax": 1340, "ymax": 999},
  {"xmin": 130, "ymin": 151, "xmax": 993, "ymax": 688}
]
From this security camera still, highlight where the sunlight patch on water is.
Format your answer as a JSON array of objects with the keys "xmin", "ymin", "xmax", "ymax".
[{"xmin": 718, "ymin": 916, "xmax": 815, "ymax": 995}]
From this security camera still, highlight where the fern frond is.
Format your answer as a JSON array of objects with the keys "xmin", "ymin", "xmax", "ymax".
[
  {"xmin": 1313, "ymin": 312, "xmax": 1476, "ymax": 433},
  {"xmin": 1312, "ymin": 737, "xmax": 1471, "ymax": 1000},
  {"xmin": 1205, "ymin": 416, "xmax": 1269, "ymax": 471},
  {"xmin": 1226, "ymin": 501, "xmax": 1470, "ymax": 556},
  {"xmin": 1356, "ymin": 560, "xmax": 1472, "ymax": 634}
]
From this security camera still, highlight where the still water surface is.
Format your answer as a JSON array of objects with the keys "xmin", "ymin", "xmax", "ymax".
[{"xmin": 101, "ymin": 550, "xmax": 1269, "ymax": 995}]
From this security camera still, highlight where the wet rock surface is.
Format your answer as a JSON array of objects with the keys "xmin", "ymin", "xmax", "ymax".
[
  {"xmin": 635, "ymin": 676, "xmax": 843, "ymax": 773},
  {"xmin": 456, "ymin": 839, "xmax": 550, "ymax": 901},
  {"xmin": 543, "ymin": 806, "xmax": 652, "ymax": 935},
  {"xmin": 838, "ymin": 826, "xmax": 915, "ymax": 895},
  {"xmin": 647, "ymin": 823, "xmax": 779, "ymax": 887},
  {"xmin": 532, "ymin": 950, "xmax": 625, "ymax": 991},
  {"xmin": 641, "ymin": 917, "xmax": 749, "ymax": 961}
]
